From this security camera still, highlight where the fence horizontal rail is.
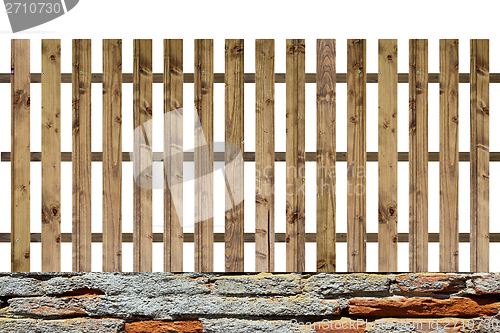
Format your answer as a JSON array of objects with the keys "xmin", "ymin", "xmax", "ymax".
[
  {"xmin": 1, "ymin": 233, "xmax": 499, "ymax": 243},
  {"xmin": 2, "ymin": 73, "xmax": 500, "ymax": 84},
  {"xmin": 3, "ymin": 151, "xmax": 500, "ymax": 162}
]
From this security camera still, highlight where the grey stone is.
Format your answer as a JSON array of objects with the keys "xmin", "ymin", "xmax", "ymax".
[
  {"xmin": 0, "ymin": 318, "xmax": 124, "ymax": 333},
  {"xmin": 473, "ymin": 273, "xmax": 500, "ymax": 294},
  {"xmin": 7, "ymin": 295, "xmax": 339, "ymax": 320},
  {"xmin": 304, "ymin": 273, "xmax": 390, "ymax": 296},
  {"xmin": 200, "ymin": 318, "xmax": 295, "ymax": 333},
  {"xmin": 212, "ymin": 273, "xmax": 302, "ymax": 296},
  {"xmin": 0, "ymin": 273, "xmax": 211, "ymax": 298}
]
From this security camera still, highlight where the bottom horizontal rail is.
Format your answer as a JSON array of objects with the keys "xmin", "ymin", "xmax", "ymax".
[
  {"xmin": 0, "ymin": 233, "xmax": 499, "ymax": 243},
  {"xmin": 3, "ymin": 152, "xmax": 500, "ymax": 162}
]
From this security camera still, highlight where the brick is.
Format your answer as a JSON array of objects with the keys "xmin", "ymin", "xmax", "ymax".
[
  {"xmin": 212, "ymin": 273, "xmax": 302, "ymax": 296},
  {"xmin": 473, "ymin": 273, "xmax": 500, "ymax": 294},
  {"xmin": 348, "ymin": 296, "xmax": 499, "ymax": 317},
  {"xmin": 125, "ymin": 320, "xmax": 203, "ymax": 333},
  {"xmin": 395, "ymin": 273, "xmax": 467, "ymax": 293},
  {"xmin": 0, "ymin": 317, "xmax": 124, "ymax": 333},
  {"xmin": 304, "ymin": 273, "xmax": 389, "ymax": 296}
]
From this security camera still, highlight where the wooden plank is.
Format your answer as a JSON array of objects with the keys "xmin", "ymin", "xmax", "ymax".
[
  {"xmin": 224, "ymin": 39, "xmax": 245, "ymax": 272},
  {"xmin": 316, "ymin": 39, "xmax": 336, "ymax": 272},
  {"xmin": 11, "ymin": 39, "xmax": 30, "ymax": 272},
  {"xmin": 470, "ymin": 39, "xmax": 489, "ymax": 272},
  {"xmin": 255, "ymin": 39, "xmax": 275, "ymax": 272},
  {"xmin": 5, "ymin": 232, "xmax": 500, "ymax": 243},
  {"xmin": 133, "ymin": 39, "xmax": 153, "ymax": 272},
  {"xmin": 194, "ymin": 39, "xmax": 214, "ymax": 272},
  {"xmin": 164, "ymin": 39, "xmax": 184, "ymax": 272},
  {"xmin": 102, "ymin": 39, "xmax": 123, "ymax": 272},
  {"xmin": 41, "ymin": 39, "xmax": 61, "ymax": 272},
  {"xmin": 6, "ymin": 72, "xmax": 500, "ymax": 84},
  {"xmin": 409, "ymin": 39, "xmax": 429, "ymax": 272},
  {"xmin": 285, "ymin": 39, "xmax": 306, "ymax": 272},
  {"xmin": 7, "ymin": 151, "xmax": 500, "ymax": 163},
  {"xmin": 439, "ymin": 39, "xmax": 459, "ymax": 272},
  {"xmin": 347, "ymin": 39, "xmax": 367, "ymax": 272},
  {"xmin": 72, "ymin": 39, "xmax": 92, "ymax": 272},
  {"xmin": 378, "ymin": 39, "xmax": 398, "ymax": 272}
]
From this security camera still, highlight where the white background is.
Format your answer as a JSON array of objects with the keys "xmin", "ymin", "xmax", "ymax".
[{"xmin": 0, "ymin": 0, "xmax": 500, "ymax": 272}]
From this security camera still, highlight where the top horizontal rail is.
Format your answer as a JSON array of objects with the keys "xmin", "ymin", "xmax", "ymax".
[{"xmin": 1, "ymin": 73, "xmax": 500, "ymax": 83}]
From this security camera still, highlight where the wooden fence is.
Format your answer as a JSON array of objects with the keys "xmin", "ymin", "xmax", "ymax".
[{"xmin": 0, "ymin": 39, "xmax": 496, "ymax": 273}]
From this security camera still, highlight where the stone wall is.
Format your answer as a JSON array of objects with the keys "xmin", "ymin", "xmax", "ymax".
[{"xmin": 1, "ymin": 272, "xmax": 500, "ymax": 332}]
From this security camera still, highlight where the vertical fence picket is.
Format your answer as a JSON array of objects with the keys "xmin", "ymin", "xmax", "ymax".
[
  {"xmin": 133, "ymin": 39, "xmax": 153, "ymax": 272},
  {"xmin": 41, "ymin": 39, "xmax": 61, "ymax": 272},
  {"xmin": 347, "ymin": 39, "xmax": 367, "ymax": 272},
  {"xmin": 470, "ymin": 39, "xmax": 489, "ymax": 272},
  {"xmin": 286, "ymin": 39, "xmax": 306, "ymax": 272},
  {"xmin": 439, "ymin": 39, "xmax": 459, "ymax": 272},
  {"xmin": 103, "ymin": 39, "xmax": 123, "ymax": 272},
  {"xmin": 72, "ymin": 39, "xmax": 92, "ymax": 272},
  {"xmin": 378, "ymin": 39, "xmax": 398, "ymax": 272},
  {"xmin": 164, "ymin": 39, "xmax": 184, "ymax": 272},
  {"xmin": 316, "ymin": 39, "xmax": 336, "ymax": 272},
  {"xmin": 224, "ymin": 39, "xmax": 244, "ymax": 272},
  {"xmin": 255, "ymin": 39, "xmax": 275, "ymax": 272},
  {"xmin": 194, "ymin": 39, "xmax": 214, "ymax": 272},
  {"xmin": 409, "ymin": 39, "xmax": 428, "ymax": 272},
  {"xmin": 11, "ymin": 39, "xmax": 30, "ymax": 272}
]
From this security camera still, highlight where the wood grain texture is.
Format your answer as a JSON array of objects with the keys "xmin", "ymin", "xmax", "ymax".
[
  {"xmin": 103, "ymin": 39, "xmax": 123, "ymax": 272},
  {"xmin": 316, "ymin": 39, "xmax": 336, "ymax": 272},
  {"xmin": 194, "ymin": 39, "xmax": 214, "ymax": 272},
  {"xmin": 378, "ymin": 39, "xmax": 398, "ymax": 272},
  {"xmin": 164, "ymin": 39, "xmax": 184, "ymax": 272},
  {"xmin": 4, "ymin": 232, "xmax": 500, "ymax": 243},
  {"xmin": 5, "ymin": 151, "xmax": 500, "ymax": 163},
  {"xmin": 11, "ymin": 39, "xmax": 30, "ymax": 272},
  {"xmin": 41, "ymin": 39, "xmax": 61, "ymax": 272},
  {"xmin": 286, "ymin": 39, "xmax": 306, "ymax": 272},
  {"xmin": 72, "ymin": 39, "xmax": 92, "ymax": 272},
  {"xmin": 224, "ymin": 39, "xmax": 244, "ymax": 272},
  {"xmin": 347, "ymin": 39, "xmax": 367, "ymax": 272},
  {"xmin": 255, "ymin": 39, "xmax": 275, "ymax": 272},
  {"xmin": 409, "ymin": 39, "xmax": 429, "ymax": 272},
  {"xmin": 439, "ymin": 39, "xmax": 459, "ymax": 272},
  {"xmin": 5, "ymin": 72, "xmax": 500, "ymax": 84},
  {"xmin": 133, "ymin": 39, "xmax": 153, "ymax": 272},
  {"xmin": 470, "ymin": 39, "xmax": 489, "ymax": 272}
]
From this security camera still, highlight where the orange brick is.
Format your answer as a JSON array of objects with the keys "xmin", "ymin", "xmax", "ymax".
[
  {"xmin": 125, "ymin": 320, "xmax": 204, "ymax": 333},
  {"xmin": 348, "ymin": 296, "xmax": 499, "ymax": 318}
]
